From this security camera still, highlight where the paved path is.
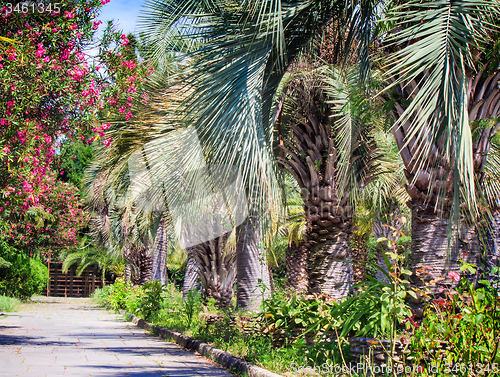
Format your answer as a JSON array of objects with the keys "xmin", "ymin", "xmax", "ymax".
[{"xmin": 0, "ymin": 297, "xmax": 233, "ymax": 377}]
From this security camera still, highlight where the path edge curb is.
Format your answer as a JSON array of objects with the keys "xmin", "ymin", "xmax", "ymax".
[{"xmin": 120, "ymin": 311, "xmax": 283, "ymax": 377}]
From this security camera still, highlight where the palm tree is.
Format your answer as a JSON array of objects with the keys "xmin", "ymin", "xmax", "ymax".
[
  {"xmin": 275, "ymin": 173, "xmax": 308, "ymax": 293},
  {"xmin": 378, "ymin": 1, "xmax": 500, "ymax": 288},
  {"xmin": 277, "ymin": 64, "xmax": 379, "ymax": 299},
  {"xmin": 356, "ymin": 129, "xmax": 410, "ymax": 281},
  {"xmin": 183, "ymin": 247, "xmax": 200, "ymax": 298},
  {"xmin": 61, "ymin": 239, "xmax": 125, "ymax": 285},
  {"xmin": 139, "ymin": 0, "xmax": 353, "ymax": 305},
  {"xmin": 477, "ymin": 143, "xmax": 500, "ymax": 275}
]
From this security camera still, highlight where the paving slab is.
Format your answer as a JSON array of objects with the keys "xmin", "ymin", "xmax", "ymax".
[{"xmin": 0, "ymin": 297, "xmax": 233, "ymax": 377}]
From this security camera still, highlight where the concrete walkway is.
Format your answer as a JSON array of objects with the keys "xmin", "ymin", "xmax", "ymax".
[{"xmin": 0, "ymin": 297, "xmax": 233, "ymax": 377}]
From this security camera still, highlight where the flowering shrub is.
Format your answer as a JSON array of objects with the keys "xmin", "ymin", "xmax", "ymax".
[
  {"xmin": 409, "ymin": 280, "xmax": 500, "ymax": 371},
  {"xmin": 0, "ymin": 0, "xmax": 149, "ymax": 258}
]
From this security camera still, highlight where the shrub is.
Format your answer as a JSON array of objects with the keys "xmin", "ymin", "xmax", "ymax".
[
  {"xmin": 29, "ymin": 259, "xmax": 49, "ymax": 293},
  {"xmin": 125, "ymin": 285, "xmax": 146, "ymax": 315},
  {"xmin": 0, "ymin": 241, "xmax": 49, "ymax": 300},
  {"xmin": 104, "ymin": 278, "xmax": 132, "ymax": 311},
  {"xmin": 410, "ymin": 279, "xmax": 500, "ymax": 370},
  {"xmin": 184, "ymin": 289, "xmax": 202, "ymax": 327},
  {"xmin": 92, "ymin": 286, "xmax": 112, "ymax": 307},
  {"xmin": 137, "ymin": 281, "xmax": 167, "ymax": 320}
]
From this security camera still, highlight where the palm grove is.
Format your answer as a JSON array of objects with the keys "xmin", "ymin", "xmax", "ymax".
[
  {"xmin": 85, "ymin": 1, "xmax": 500, "ymax": 308},
  {"xmin": 6, "ymin": 0, "xmax": 498, "ymax": 316},
  {"xmin": 83, "ymin": 0, "xmax": 500, "ymax": 313}
]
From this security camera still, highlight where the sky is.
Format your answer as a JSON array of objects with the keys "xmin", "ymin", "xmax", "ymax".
[{"xmin": 97, "ymin": 0, "xmax": 145, "ymax": 35}]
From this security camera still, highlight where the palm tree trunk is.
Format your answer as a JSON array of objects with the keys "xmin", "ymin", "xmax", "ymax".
[
  {"xmin": 409, "ymin": 205, "xmax": 477, "ymax": 291},
  {"xmin": 151, "ymin": 218, "xmax": 168, "ymax": 285},
  {"xmin": 236, "ymin": 217, "xmax": 270, "ymax": 311},
  {"xmin": 307, "ymin": 223, "xmax": 353, "ymax": 300},
  {"xmin": 183, "ymin": 247, "xmax": 200, "ymax": 299},
  {"xmin": 139, "ymin": 248, "xmax": 152, "ymax": 285},
  {"xmin": 485, "ymin": 210, "xmax": 500, "ymax": 272},
  {"xmin": 286, "ymin": 244, "xmax": 308, "ymax": 294},
  {"xmin": 124, "ymin": 264, "xmax": 132, "ymax": 282},
  {"xmin": 350, "ymin": 233, "xmax": 368, "ymax": 283},
  {"xmin": 192, "ymin": 233, "xmax": 236, "ymax": 309}
]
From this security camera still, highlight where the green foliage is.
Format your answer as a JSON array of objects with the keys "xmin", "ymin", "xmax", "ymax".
[
  {"xmin": 410, "ymin": 280, "xmax": 500, "ymax": 371},
  {"xmin": 365, "ymin": 235, "xmax": 412, "ymax": 278},
  {"xmin": 0, "ymin": 256, "xmax": 11, "ymax": 269},
  {"xmin": 197, "ymin": 315, "xmax": 307, "ymax": 375},
  {"xmin": 29, "ymin": 259, "xmax": 49, "ymax": 294},
  {"xmin": 184, "ymin": 289, "xmax": 202, "ymax": 328},
  {"xmin": 57, "ymin": 139, "xmax": 94, "ymax": 190},
  {"xmin": 0, "ymin": 239, "xmax": 49, "ymax": 300},
  {"xmin": 262, "ymin": 291, "xmax": 338, "ymax": 345},
  {"xmin": 91, "ymin": 285, "xmax": 113, "ymax": 307},
  {"xmin": 154, "ymin": 286, "xmax": 192, "ymax": 333},
  {"xmin": 326, "ymin": 236, "xmax": 413, "ymax": 340},
  {"xmin": 137, "ymin": 280, "xmax": 167, "ymax": 320},
  {"xmin": 0, "ymin": 295, "xmax": 21, "ymax": 312},
  {"xmin": 100, "ymin": 278, "xmax": 132, "ymax": 311},
  {"xmin": 62, "ymin": 240, "xmax": 125, "ymax": 282},
  {"xmin": 166, "ymin": 244, "xmax": 187, "ymax": 290},
  {"xmin": 328, "ymin": 269, "xmax": 412, "ymax": 339},
  {"xmin": 124, "ymin": 285, "xmax": 146, "ymax": 315}
]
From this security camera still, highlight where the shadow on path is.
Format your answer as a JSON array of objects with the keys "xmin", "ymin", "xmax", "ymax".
[{"xmin": 0, "ymin": 297, "xmax": 232, "ymax": 377}]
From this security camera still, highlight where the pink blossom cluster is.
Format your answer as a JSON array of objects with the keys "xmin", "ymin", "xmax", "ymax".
[{"xmin": 0, "ymin": 0, "xmax": 150, "ymax": 257}]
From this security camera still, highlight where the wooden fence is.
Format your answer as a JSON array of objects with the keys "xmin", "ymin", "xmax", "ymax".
[{"xmin": 42, "ymin": 263, "xmax": 112, "ymax": 297}]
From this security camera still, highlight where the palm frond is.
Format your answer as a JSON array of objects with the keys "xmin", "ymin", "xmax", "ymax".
[{"xmin": 381, "ymin": 0, "xmax": 500, "ymax": 217}]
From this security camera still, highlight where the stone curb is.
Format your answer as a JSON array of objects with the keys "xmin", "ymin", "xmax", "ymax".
[{"xmin": 120, "ymin": 311, "xmax": 283, "ymax": 377}]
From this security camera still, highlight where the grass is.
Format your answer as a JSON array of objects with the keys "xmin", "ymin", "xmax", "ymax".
[{"xmin": 0, "ymin": 295, "xmax": 21, "ymax": 312}]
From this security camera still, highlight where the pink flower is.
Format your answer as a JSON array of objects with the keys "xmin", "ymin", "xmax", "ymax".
[
  {"xmin": 125, "ymin": 111, "xmax": 132, "ymax": 120},
  {"xmin": 64, "ymin": 11, "xmax": 75, "ymax": 19},
  {"xmin": 69, "ymin": 24, "xmax": 78, "ymax": 31},
  {"xmin": 101, "ymin": 123, "xmax": 110, "ymax": 130},
  {"xmin": 448, "ymin": 271, "xmax": 460, "ymax": 282},
  {"xmin": 101, "ymin": 0, "xmax": 111, "ymax": 4}
]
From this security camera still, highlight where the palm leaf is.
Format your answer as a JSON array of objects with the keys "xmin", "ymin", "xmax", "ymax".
[{"xmin": 381, "ymin": 0, "xmax": 500, "ymax": 217}]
